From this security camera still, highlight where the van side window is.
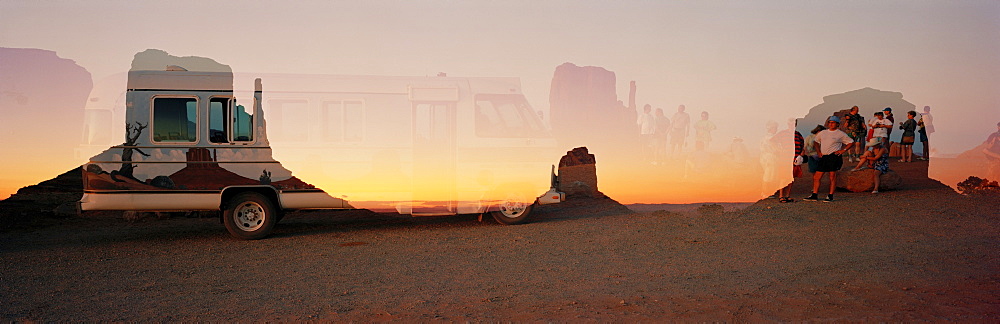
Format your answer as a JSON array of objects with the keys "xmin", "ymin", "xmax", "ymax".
[
  {"xmin": 474, "ymin": 95, "xmax": 545, "ymax": 138},
  {"xmin": 269, "ymin": 99, "xmax": 308, "ymax": 142},
  {"xmin": 323, "ymin": 100, "xmax": 364, "ymax": 142},
  {"xmin": 84, "ymin": 109, "xmax": 112, "ymax": 145},
  {"xmin": 232, "ymin": 102, "xmax": 254, "ymax": 142},
  {"xmin": 414, "ymin": 103, "xmax": 451, "ymax": 141},
  {"xmin": 153, "ymin": 97, "xmax": 197, "ymax": 143},
  {"xmin": 209, "ymin": 98, "xmax": 230, "ymax": 143}
]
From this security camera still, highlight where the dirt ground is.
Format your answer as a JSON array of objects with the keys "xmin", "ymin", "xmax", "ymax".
[{"xmin": 1, "ymin": 160, "xmax": 998, "ymax": 321}]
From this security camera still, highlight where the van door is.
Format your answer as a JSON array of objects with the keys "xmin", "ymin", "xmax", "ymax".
[{"xmin": 411, "ymin": 101, "xmax": 457, "ymax": 214}]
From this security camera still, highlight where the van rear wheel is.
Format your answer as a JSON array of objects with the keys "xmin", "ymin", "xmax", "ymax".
[{"xmin": 223, "ymin": 192, "xmax": 277, "ymax": 240}]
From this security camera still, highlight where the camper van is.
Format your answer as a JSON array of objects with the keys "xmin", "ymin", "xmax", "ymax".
[{"xmin": 80, "ymin": 67, "xmax": 564, "ymax": 239}]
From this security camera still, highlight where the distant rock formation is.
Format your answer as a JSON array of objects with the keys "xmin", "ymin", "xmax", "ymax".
[
  {"xmin": 549, "ymin": 63, "xmax": 637, "ymax": 154},
  {"xmin": 799, "ymin": 87, "xmax": 915, "ymax": 136},
  {"xmin": 131, "ymin": 49, "xmax": 231, "ymax": 73},
  {"xmin": 956, "ymin": 142, "xmax": 991, "ymax": 160},
  {"xmin": 0, "ymin": 47, "xmax": 91, "ymax": 198},
  {"xmin": 557, "ymin": 147, "xmax": 604, "ymax": 198}
]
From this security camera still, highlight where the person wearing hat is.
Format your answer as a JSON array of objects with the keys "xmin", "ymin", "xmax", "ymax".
[
  {"xmin": 804, "ymin": 116, "xmax": 855, "ymax": 202},
  {"xmin": 851, "ymin": 138, "xmax": 889, "ymax": 194}
]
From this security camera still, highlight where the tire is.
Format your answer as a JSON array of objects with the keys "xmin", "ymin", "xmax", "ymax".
[
  {"xmin": 490, "ymin": 195, "xmax": 535, "ymax": 225},
  {"xmin": 223, "ymin": 192, "xmax": 277, "ymax": 240}
]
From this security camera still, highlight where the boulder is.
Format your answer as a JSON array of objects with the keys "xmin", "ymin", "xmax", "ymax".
[
  {"xmin": 149, "ymin": 175, "xmax": 175, "ymax": 189},
  {"xmin": 836, "ymin": 169, "xmax": 903, "ymax": 192},
  {"xmin": 557, "ymin": 147, "xmax": 604, "ymax": 199}
]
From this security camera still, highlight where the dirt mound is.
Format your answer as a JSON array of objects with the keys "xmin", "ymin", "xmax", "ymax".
[
  {"xmin": 0, "ymin": 167, "xmax": 83, "ymax": 228},
  {"xmin": 534, "ymin": 195, "xmax": 633, "ymax": 222}
]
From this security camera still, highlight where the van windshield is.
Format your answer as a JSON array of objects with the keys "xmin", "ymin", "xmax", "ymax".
[{"xmin": 474, "ymin": 94, "xmax": 548, "ymax": 138}]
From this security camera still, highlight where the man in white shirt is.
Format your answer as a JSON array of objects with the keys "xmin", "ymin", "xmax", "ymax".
[
  {"xmin": 868, "ymin": 111, "xmax": 892, "ymax": 148},
  {"xmin": 804, "ymin": 116, "xmax": 855, "ymax": 202}
]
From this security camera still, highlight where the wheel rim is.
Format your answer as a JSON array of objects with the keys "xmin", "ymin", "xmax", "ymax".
[
  {"xmin": 498, "ymin": 195, "xmax": 528, "ymax": 218},
  {"xmin": 234, "ymin": 201, "xmax": 266, "ymax": 232}
]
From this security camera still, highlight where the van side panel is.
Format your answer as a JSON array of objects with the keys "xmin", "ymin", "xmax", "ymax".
[
  {"xmin": 81, "ymin": 192, "xmax": 219, "ymax": 210},
  {"xmin": 279, "ymin": 191, "xmax": 349, "ymax": 209}
]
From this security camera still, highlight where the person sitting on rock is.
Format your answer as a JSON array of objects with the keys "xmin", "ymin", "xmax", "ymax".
[{"xmin": 851, "ymin": 138, "xmax": 889, "ymax": 194}]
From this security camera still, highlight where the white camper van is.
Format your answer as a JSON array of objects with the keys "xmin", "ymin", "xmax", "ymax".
[{"xmin": 80, "ymin": 67, "xmax": 564, "ymax": 239}]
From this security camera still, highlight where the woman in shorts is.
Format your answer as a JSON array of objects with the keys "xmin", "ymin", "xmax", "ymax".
[{"xmin": 898, "ymin": 111, "xmax": 918, "ymax": 162}]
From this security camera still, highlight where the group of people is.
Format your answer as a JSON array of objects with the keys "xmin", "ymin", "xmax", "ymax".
[
  {"xmin": 841, "ymin": 105, "xmax": 935, "ymax": 162},
  {"xmin": 778, "ymin": 105, "xmax": 935, "ymax": 203},
  {"xmin": 637, "ymin": 104, "xmax": 716, "ymax": 164}
]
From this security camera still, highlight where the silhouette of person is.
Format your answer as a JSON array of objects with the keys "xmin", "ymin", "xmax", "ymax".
[
  {"xmin": 776, "ymin": 118, "xmax": 802, "ymax": 202},
  {"xmin": 918, "ymin": 105, "xmax": 934, "ymax": 160},
  {"xmin": 654, "ymin": 108, "xmax": 671, "ymax": 164},
  {"xmin": 726, "ymin": 137, "xmax": 750, "ymax": 168},
  {"xmin": 637, "ymin": 104, "xmax": 655, "ymax": 163},
  {"xmin": 669, "ymin": 105, "xmax": 690, "ymax": 157},
  {"xmin": 760, "ymin": 120, "xmax": 780, "ymax": 198},
  {"xmin": 694, "ymin": 111, "xmax": 717, "ymax": 151}
]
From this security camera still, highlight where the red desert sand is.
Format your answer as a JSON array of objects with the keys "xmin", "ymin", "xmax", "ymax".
[{"xmin": 0, "ymin": 160, "xmax": 997, "ymax": 321}]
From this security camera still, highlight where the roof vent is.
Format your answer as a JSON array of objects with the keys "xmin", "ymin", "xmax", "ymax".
[{"xmin": 165, "ymin": 65, "xmax": 188, "ymax": 71}]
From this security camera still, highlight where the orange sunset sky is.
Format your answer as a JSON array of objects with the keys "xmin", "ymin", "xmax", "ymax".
[{"xmin": 1, "ymin": 1, "xmax": 998, "ymax": 203}]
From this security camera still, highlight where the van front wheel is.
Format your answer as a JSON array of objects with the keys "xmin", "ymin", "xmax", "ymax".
[
  {"xmin": 223, "ymin": 192, "xmax": 277, "ymax": 240},
  {"xmin": 491, "ymin": 195, "xmax": 535, "ymax": 225}
]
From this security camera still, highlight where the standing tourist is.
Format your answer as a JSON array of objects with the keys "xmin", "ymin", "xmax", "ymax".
[
  {"xmin": 778, "ymin": 121, "xmax": 804, "ymax": 203},
  {"xmin": 883, "ymin": 107, "xmax": 895, "ymax": 141},
  {"xmin": 804, "ymin": 116, "xmax": 854, "ymax": 202},
  {"xmin": 669, "ymin": 105, "xmax": 691, "ymax": 157},
  {"xmin": 803, "ymin": 125, "xmax": 826, "ymax": 173},
  {"xmin": 637, "ymin": 104, "xmax": 655, "ymax": 163},
  {"xmin": 843, "ymin": 106, "xmax": 866, "ymax": 162},
  {"xmin": 898, "ymin": 111, "xmax": 918, "ymax": 162},
  {"xmin": 693, "ymin": 111, "xmax": 717, "ymax": 151},
  {"xmin": 917, "ymin": 105, "xmax": 934, "ymax": 160},
  {"xmin": 654, "ymin": 108, "xmax": 671, "ymax": 164}
]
